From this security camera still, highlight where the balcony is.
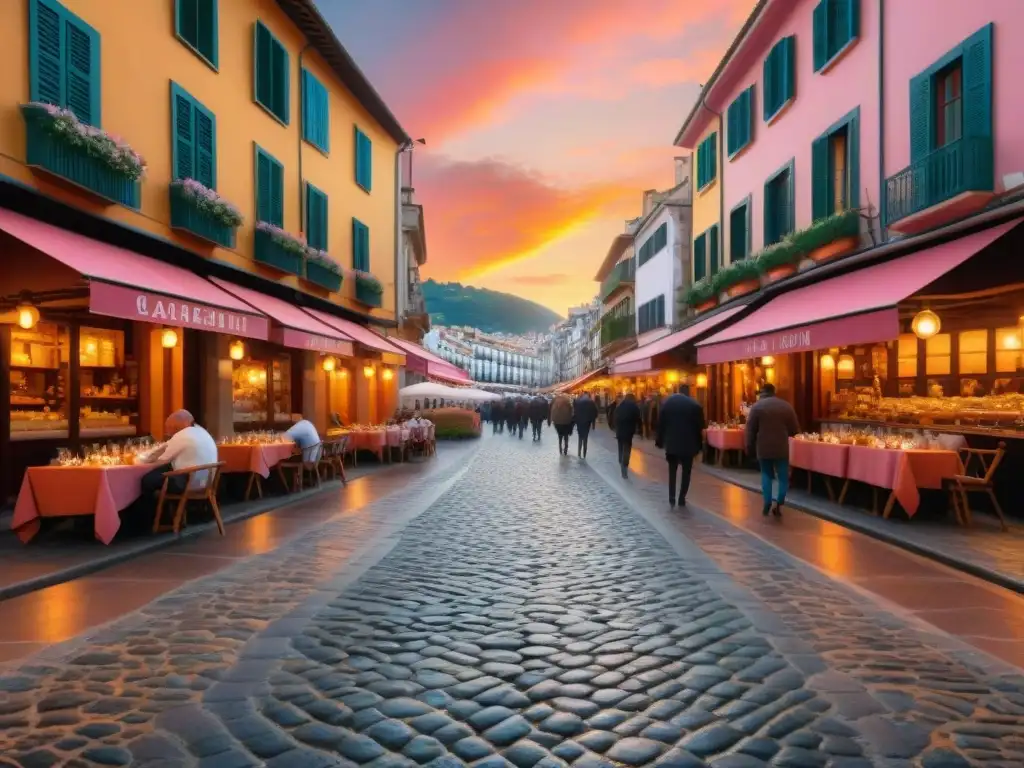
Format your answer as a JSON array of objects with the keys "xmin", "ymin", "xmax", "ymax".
[
  {"xmin": 600, "ymin": 258, "xmax": 635, "ymax": 302},
  {"xmin": 601, "ymin": 313, "xmax": 636, "ymax": 348},
  {"xmin": 885, "ymin": 137, "xmax": 995, "ymax": 234}
]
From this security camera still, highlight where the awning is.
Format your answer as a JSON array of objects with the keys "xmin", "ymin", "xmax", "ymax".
[
  {"xmin": 611, "ymin": 305, "xmax": 748, "ymax": 374},
  {"xmin": 0, "ymin": 209, "xmax": 268, "ymax": 339},
  {"xmin": 557, "ymin": 366, "xmax": 607, "ymax": 393},
  {"xmin": 303, "ymin": 307, "xmax": 406, "ymax": 364},
  {"xmin": 386, "ymin": 336, "xmax": 471, "ymax": 383},
  {"xmin": 210, "ymin": 278, "xmax": 354, "ymax": 357},
  {"xmin": 697, "ymin": 219, "xmax": 1021, "ymax": 365}
]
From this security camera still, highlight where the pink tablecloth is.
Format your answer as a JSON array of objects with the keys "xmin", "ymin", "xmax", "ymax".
[
  {"xmin": 706, "ymin": 428, "xmax": 745, "ymax": 451},
  {"xmin": 345, "ymin": 430, "xmax": 386, "ymax": 450},
  {"xmin": 12, "ymin": 463, "xmax": 154, "ymax": 544},
  {"xmin": 846, "ymin": 445, "xmax": 962, "ymax": 517},
  {"xmin": 385, "ymin": 428, "xmax": 412, "ymax": 447},
  {"xmin": 218, "ymin": 443, "xmax": 297, "ymax": 478},
  {"xmin": 788, "ymin": 439, "xmax": 850, "ymax": 478}
]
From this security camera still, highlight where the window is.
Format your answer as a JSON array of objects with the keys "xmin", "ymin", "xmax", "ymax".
[
  {"xmin": 926, "ymin": 334, "xmax": 951, "ymax": 376},
  {"xmin": 302, "ymin": 69, "xmax": 329, "ymax": 153},
  {"xmin": 897, "ymin": 334, "xmax": 918, "ymax": 378},
  {"xmin": 254, "ymin": 21, "xmax": 289, "ymax": 124},
  {"xmin": 693, "ymin": 232, "xmax": 707, "ymax": 282},
  {"xmin": 305, "ymin": 183, "xmax": 328, "ymax": 251},
  {"xmin": 638, "ymin": 223, "xmax": 668, "ymax": 267},
  {"xmin": 764, "ymin": 161, "xmax": 794, "ymax": 245},
  {"xmin": 176, "ymin": 0, "xmax": 218, "ymax": 67},
  {"xmin": 254, "ymin": 145, "xmax": 283, "ymax": 227},
  {"xmin": 352, "ymin": 218, "xmax": 370, "ymax": 271},
  {"xmin": 653, "ymin": 222, "xmax": 668, "ymax": 252},
  {"xmin": 811, "ymin": 107, "xmax": 860, "ymax": 221},
  {"xmin": 935, "ymin": 62, "xmax": 962, "ymax": 148},
  {"xmin": 638, "ymin": 296, "xmax": 666, "ymax": 334},
  {"xmin": 29, "ymin": 0, "xmax": 101, "ymax": 126},
  {"xmin": 171, "ymin": 83, "xmax": 216, "ymax": 189},
  {"xmin": 729, "ymin": 199, "xmax": 750, "ymax": 262},
  {"xmin": 812, "ymin": 0, "xmax": 859, "ymax": 72},
  {"xmin": 696, "ymin": 133, "xmax": 717, "ymax": 190},
  {"xmin": 708, "ymin": 224, "xmax": 720, "ymax": 277},
  {"xmin": 996, "ymin": 328, "xmax": 1023, "ymax": 373},
  {"xmin": 958, "ymin": 330, "xmax": 987, "ymax": 375},
  {"xmin": 763, "ymin": 36, "xmax": 795, "ymax": 122},
  {"xmin": 354, "ymin": 127, "xmax": 372, "ymax": 191},
  {"xmin": 726, "ymin": 86, "xmax": 754, "ymax": 157}
]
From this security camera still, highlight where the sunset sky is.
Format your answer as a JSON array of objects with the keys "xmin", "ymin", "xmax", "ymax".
[{"xmin": 319, "ymin": 0, "xmax": 754, "ymax": 315}]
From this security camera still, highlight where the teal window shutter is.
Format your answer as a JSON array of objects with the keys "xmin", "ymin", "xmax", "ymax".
[
  {"xmin": 352, "ymin": 219, "xmax": 370, "ymax": 271},
  {"xmin": 194, "ymin": 102, "xmax": 216, "ymax": 189},
  {"xmin": 764, "ymin": 37, "xmax": 795, "ymax": 121},
  {"xmin": 961, "ymin": 23, "xmax": 992, "ymax": 141},
  {"xmin": 30, "ymin": 0, "xmax": 102, "ymax": 127},
  {"xmin": 764, "ymin": 177, "xmax": 777, "ymax": 245},
  {"xmin": 812, "ymin": 1, "xmax": 828, "ymax": 71},
  {"xmin": 693, "ymin": 234, "xmax": 706, "ymax": 282},
  {"xmin": 301, "ymin": 69, "xmax": 330, "ymax": 152},
  {"xmin": 727, "ymin": 88, "xmax": 754, "ymax": 157},
  {"xmin": 708, "ymin": 225, "xmax": 720, "ymax": 277},
  {"xmin": 908, "ymin": 71, "xmax": 933, "ymax": 162},
  {"xmin": 273, "ymin": 41, "xmax": 289, "ymax": 124},
  {"xmin": 354, "ymin": 128, "xmax": 372, "ymax": 191},
  {"xmin": 270, "ymin": 157, "xmax": 283, "ymax": 227},
  {"xmin": 255, "ymin": 146, "xmax": 283, "ymax": 227},
  {"xmin": 65, "ymin": 19, "xmax": 101, "ymax": 128},
  {"xmin": 305, "ymin": 183, "xmax": 328, "ymax": 251},
  {"xmin": 254, "ymin": 21, "xmax": 288, "ymax": 123},
  {"xmin": 708, "ymin": 133, "xmax": 717, "ymax": 183},
  {"xmin": 811, "ymin": 135, "xmax": 829, "ymax": 221},
  {"xmin": 848, "ymin": 111, "xmax": 860, "ymax": 209},
  {"xmin": 171, "ymin": 85, "xmax": 195, "ymax": 181},
  {"xmin": 730, "ymin": 202, "xmax": 749, "ymax": 261},
  {"xmin": 763, "ymin": 47, "xmax": 775, "ymax": 121},
  {"xmin": 781, "ymin": 36, "xmax": 795, "ymax": 104},
  {"xmin": 696, "ymin": 142, "xmax": 704, "ymax": 188},
  {"xmin": 176, "ymin": 0, "xmax": 218, "ymax": 67}
]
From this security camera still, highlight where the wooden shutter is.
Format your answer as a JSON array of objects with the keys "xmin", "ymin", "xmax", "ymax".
[
  {"xmin": 172, "ymin": 87, "xmax": 195, "ymax": 181},
  {"xmin": 196, "ymin": 0, "xmax": 217, "ymax": 65},
  {"xmin": 694, "ymin": 234, "xmax": 706, "ymax": 282},
  {"xmin": 764, "ymin": 178, "xmax": 777, "ymax": 244},
  {"xmin": 742, "ymin": 88, "xmax": 752, "ymax": 147},
  {"xmin": 269, "ymin": 157, "xmax": 284, "ymax": 227},
  {"xmin": 841, "ymin": 0, "xmax": 860, "ymax": 52},
  {"xmin": 254, "ymin": 22, "xmax": 273, "ymax": 110},
  {"xmin": 306, "ymin": 185, "xmax": 328, "ymax": 251},
  {"xmin": 177, "ymin": 0, "xmax": 199, "ymax": 49},
  {"xmin": 30, "ymin": 0, "xmax": 66, "ymax": 108},
  {"xmin": 812, "ymin": 1, "xmax": 827, "ymax": 72},
  {"xmin": 727, "ymin": 97, "xmax": 738, "ymax": 156},
  {"xmin": 763, "ymin": 48, "xmax": 775, "ymax": 120},
  {"xmin": 707, "ymin": 133, "xmax": 716, "ymax": 183},
  {"xmin": 811, "ymin": 135, "xmax": 829, "ymax": 221},
  {"xmin": 781, "ymin": 37, "xmax": 795, "ymax": 104},
  {"xmin": 962, "ymin": 24, "xmax": 993, "ymax": 141},
  {"xmin": 65, "ymin": 17, "xmax": 100, "ymax": 126},
  {"xmin": 256, "ymin": 150, "xmax": 271, "ymax": 223},
  {"xmin": 302, "ymin": 69, "xmax": 330, "ymax": 152},
  {"xmin": 908, "ymin": 71, "xmax": 933, "ymax": 163},
  {"xmin": 709, "ymin": 225, "xmax": 720, "ymax": 277},
  {"xmin": 847, "ymin": 111, "xmax": 860, "ymax": 208},
  {"xmin": 271, "ymin": 40, "xmax": 289, "ymax": 123},
  {"xmin": 194, "ymin": 103, "xmax": 216, "ymax": 189}
]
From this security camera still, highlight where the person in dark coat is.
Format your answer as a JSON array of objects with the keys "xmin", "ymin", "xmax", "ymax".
[
  {"xmin": 572, "ymin": 392, "xmax": 598, "ymax": 458},
  {"xmin": 514, "ymin": 398, "xmax": 527, "ymax": 439},
  {"xmin": 745, "ymin": 383, "xmax": 800, "ymax": 518},
  {"xmin": 607, "ymin": 396, "xmax": 618, "ymax": 430},
  {"xmin": 491, "ymin": 399, "xmax": 504, "ymax": 434},
  {"xmin": 656, "ymin": 384, "xmax": 705, "ymax": 508},
  {"xmin": 528, "ymin": 396, "xmax": 549, "ymax": 441},
  {"xmin": 613, "ymin": 393, "xmax": 642, "ymax": 478},
  {"xmin": 504, "ymin": 398, "xmax": 516, "ymax": 436}
]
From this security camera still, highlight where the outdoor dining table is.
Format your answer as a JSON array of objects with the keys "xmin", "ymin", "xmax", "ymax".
[
  {"xmin": 12, "ymin": 463, "xmax": 155, "ymax": 544},
  {"xmin": 788, "ymin": 439, "xmax": 850, "ymax": 501},
  {"xmin": 838, "ymin": 445, "xmax": 963, "ymax": 518},
  {"xmin": 705, "ymin": 428, "xmax": 746, "ymax": 467},
  {"xmin": 341, "ymin": 427, "xmax": 410, "ymax": 463},
  {"xmin": 217, "ymin": 442, "xmax": 297, "ymax": 499}
]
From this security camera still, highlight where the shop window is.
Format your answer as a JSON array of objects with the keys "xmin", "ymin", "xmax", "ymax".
[
  {"xmin": 254, "ymin": 20, "xmax": 289, "ymax": 124},
  {"xmin": 925, "ymin": 333, "xmax": 951, "ymax": 376},
  {"xmin": 763, "ymin": 36, "xmax": 795, "ymax": 122},
  {"xmin": 730, "ymin": 199, "xmax": 750, "ymax": 261},
  {"xmin": 271, "ymin": 357, "xmax": 293, "ymax": 425},
  {"xmin": 355, "ymin": 127, "xmax": 372, "ymax": 191},
  {"xmin": 837, "ymin": 354, "xmax": 855, "ymax": 380},
  {"xmin": 255, "ymin": 145, "xmax": 284, "ymax": 227},
  {"xmin": 233, "ymin": 352, "xmax": 293, "ymax": 428},
  {"xmin": 176, "ymin": 0, "xmax": 218, "ymax": 68},
  {"xmin": 352, "ymin": 218, "xmax": 370, "ymax": 271},
  {"xmin": 171, "ymin": 83, "xmax": 216, "ymax": 189},
  {"xmin": 301, "ymin": 68, "xmax": 329, "ymax": 152},
  {"xmin": 29, "ymin": 0, "xmax": 102, "ymax": 126},
  {"xmin": 764, "ymin": 162, "xmax": 794, "ymax": 245},
  {"xmin": 10, "ymin": 321, "xmax": 69, "ymax": 440},
  {"xmin": 812, "ymin": 0, "xmax": 859, "ymax": 73},
  {"xmin": 79, "ymin": 327, "xmax": 137, "ymax": 439},
  {"xmin": 957, "ymin": 329, "xmax": 987, "ymax": 375},
  {"xmin": 996, "ymin": 327, "xmax": 1023, "ymax": 373},
  {"xmin": 897, "ymin": 333, "xmax": 918, "ymax": 378}
]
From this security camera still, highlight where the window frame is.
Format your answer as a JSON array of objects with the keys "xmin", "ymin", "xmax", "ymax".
[
  {"xmin": 170, "ymin": 81, "xmax": 217, "ymax": 189},
  {"xmin": 811, "ymin": 106, "xmax": 860, "ymax": 221},
  {"xmin": 763, "ymin": 158, "xmax": 795, "ymax": 246},
  {"xmin": 301, "ymin": 68, "xmax": 330, "ymax": 154},
  {"xmin": 253, "ymin": 20, "xmax": 290, "ymax": 126},
  {"xmin": 175, "ymin": 0, "xmax": 219, "ymax": 71},
  {"xmin": 254, "ymin": 143, "xmax": 284, "ymax": 228},
  {"xmin": 729, "ymin": 196, "xmax": 752, "ymax": 262}
]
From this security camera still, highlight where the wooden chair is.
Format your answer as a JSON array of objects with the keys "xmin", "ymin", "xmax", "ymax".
[
  {"xmin": 318, "ymin": 437, "xmax": 348, "ymax": 485},
  {"xmin": 153, "ymin": 462, "xmax": 226, "ymax": 536},
  {"xmin": 944, "ymin": 441, "xmax": 1007, "ymax": 530},
  {"xmin": 277, "ymin": 442, "xmax": 322, "ymax": 493}
]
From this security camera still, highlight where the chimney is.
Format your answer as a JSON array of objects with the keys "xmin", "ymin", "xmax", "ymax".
[
  {"xmin": 674, "ymin": 156, "xmax": 691, "ymax": 186},
  {"xmin": 642, "ymin": 189, "xmax": 656, "ymax": 216}
]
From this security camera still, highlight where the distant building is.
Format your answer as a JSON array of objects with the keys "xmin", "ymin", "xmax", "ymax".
[{"xmin": 423, "ymin": 326, "xmax": 549, "ymax": 387}]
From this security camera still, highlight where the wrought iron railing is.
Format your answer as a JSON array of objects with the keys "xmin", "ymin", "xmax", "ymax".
[{"xmin": 600, "ymin": 258, "xmax": 635, "ymax": 301}]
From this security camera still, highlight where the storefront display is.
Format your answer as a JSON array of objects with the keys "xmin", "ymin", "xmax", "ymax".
[
  {"xmin": 78, "ymin": 326, "xmax": 137, "ymax": 438},
  {"xmin": 10, "ymin": 321, "xmax": 69, "ymax": 440},
  {"xmin": 231, "ymin": 346, "xmax": 297, "ymax": 430}
]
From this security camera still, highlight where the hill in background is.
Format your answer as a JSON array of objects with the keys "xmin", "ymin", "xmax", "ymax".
[{"xmin": 421, "ymin": 279, "xmax": 562, "ymax": 335}]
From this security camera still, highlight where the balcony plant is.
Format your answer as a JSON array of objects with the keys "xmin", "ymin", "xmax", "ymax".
[
  {"xmin": 682, "ymin": 277, "xmax": 717, "ymax": 313},
  {"xmin": 354, "ymin": 270, "xmax": 384, "ymax": 307},
  {"xmin": 755, "ymin": 239, "xmax": 802, "ymax": 284},
  {"xmin": 169, "ymin": 178, "xmax": 242, "ymax": 248},
  {"xmin": 21, "ymin": 102, "xmax": 144, "ymax": 207},
  {"xmin": 254, "ymin": 221, "xmax": 306, "ymax": 276},
  {"xmin": 711, "ymin": 258, "xmax": 762, "ymax": 300},
  {"xmin": 305, "ymin": 250, "xmax": 343, "ymax": 292},
  {"xmin": 788, "ymin": 209, "xmax": 861, "ymax": 265}
]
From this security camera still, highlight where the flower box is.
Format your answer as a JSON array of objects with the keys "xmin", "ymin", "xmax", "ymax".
[
  {"xmin": 808, "ymin": 235, "xmax": 859, "ymax": 264},
  {"xmin": 789, "ymin": 210, "xmax": 861, "ymax": 265},
  {"xmin": 254, "ymin": 226, "xmax": 304, "ymax": 276},
  {"xmin": 761, "ymin": 264, "xmax": 796, "ymax": 285},
  {"xmin": 695, "ymin": 298, "xmax": 718, "ymax": 314},
  {"xmin": 355, "ymin": 279, "xmax": 383, "ymax": 307},
  {"xmin": 21, "ymin": 103, "xmax": 141, "ymax": 208},
  {"xmin": 711, "ymin": 259, "xmax": 762, "ymax": 300},
  {"xmin": 169, "ymin": 183, "xmax": 239, "ymax": 248},
  {"xmin": 306, "ymin": 260, "xmax": 343, "ymax": 292},
  {"xmin": 682, "ymin": 277, "xmax": 716, "ymax": 313}
]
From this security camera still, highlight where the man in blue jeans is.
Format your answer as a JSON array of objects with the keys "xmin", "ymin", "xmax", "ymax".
[{"xmin": 744, "ymin": 383, "xmax": 800, "ymax": 518}]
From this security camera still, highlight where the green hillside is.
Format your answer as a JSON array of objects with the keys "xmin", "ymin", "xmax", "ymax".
[{"xmin": 422, "ymin": 280, "xmax": 562, "ymax": 335}]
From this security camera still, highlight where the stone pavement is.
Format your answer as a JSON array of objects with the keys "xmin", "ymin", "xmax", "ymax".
[{"xmin": 2, "ymin": 433, "xmax": 1024, "ymax": 766}]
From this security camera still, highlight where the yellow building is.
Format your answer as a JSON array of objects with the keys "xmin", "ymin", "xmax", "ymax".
[
  {"xmin": 686, "ymin": 118, "xmax": 723, "ymax": 289},
  {"xmin": 0, "ymin": 0, "xmax": 411, "ymax": 501}
]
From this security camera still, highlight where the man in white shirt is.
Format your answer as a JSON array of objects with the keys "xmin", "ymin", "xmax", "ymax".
[
  {"xmin": 143, "ymin": 410, "xmax": 218, "ymax": 492},
  {"xmin": 285, "ymin": 418, "xmax": 321, "ymax": 462}
]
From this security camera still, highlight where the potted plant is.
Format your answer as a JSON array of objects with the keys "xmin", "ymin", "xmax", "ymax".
[
  {"xmin": 169, "ymin": 178, "xmax": 242, "ymax": 248},
  {"xmin": 20, "ymin": 102, "xmax": 144, "ymax": 207},
  {"xmin": 712, "ymin": 259, "xmax": 763, "ymax": 299},
  {"xmin": 682, "ymin": 277, "xmax": 717, "ymax": 313},
  {"xmin": 755, "ymin": 239, "xmax": 802, "ymax": 284},
  {"xmin": 254, "ymin": 222, "xmax": 306, "ymax": 276},
  {"xmin": 354, "ymin": 271, "xmax": 384, "ymax": 307},
  {"xmin": 305, "ymin": 250, "xmax": 343, "ymax": 292},
  {"xmin": 789, "ymin": 209, "xmax": 861, "ymax": 265}
]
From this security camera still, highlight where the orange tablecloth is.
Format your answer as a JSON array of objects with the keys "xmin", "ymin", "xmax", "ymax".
[
  {"xmin": 706, "ymin": 428, "xmax": 745, "ymax": 451},
  {"xmin": 846, "ymin": 445, "xmax": 962, "ymax": 517},
  {"xmin": 344, "ymin": 430, "xmax": 386, "ymax": 450},
  {"xmin": 12, "ymin": 463, "xmax": 154, "ymax": 544},
  {"xmin": 789, "ymin": 439, "xmax": 850, "ymax": 478},
  {"xmin": 218, "ymin": 443, "xmax": 296, "ymax": 478},
  {"xmin": 385, "ymin": 428, "xmax": 412, "ymax": 447}
]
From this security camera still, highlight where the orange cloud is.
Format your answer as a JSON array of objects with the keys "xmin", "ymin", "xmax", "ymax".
[{"xmin": 630, "ymin": 49, "xmax": 724, "ymax": 88}]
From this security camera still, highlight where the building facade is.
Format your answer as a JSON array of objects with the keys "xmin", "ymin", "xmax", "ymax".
[
  {"xmin": 423, "ymin": 327, "xmax": 547, "ymax": 388},
  {"xmin": 595, "ymin": 220, "xmax": 638, "ymax": 364}
]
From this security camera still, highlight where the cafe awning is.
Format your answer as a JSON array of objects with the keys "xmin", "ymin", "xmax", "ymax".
[
  {"xmin": 385, "ymin": 337, "xmax": 471, "ymax": 383},
  {"xmin": 303, "ymin": 307, "xmax": 406, "ymax": 364},
  {"xmin": 0, "ymin": 209, "xmax": 268, "ymax": 339},
  {"xmin": 557, "ymin": 366, "xmax": 607, "ymax": 393},
  {"xmin": 209, "ymin": 278, "xmax": 354, "ymax": 357},
  {"xmin": 611, "ymin": 305, "xmax": 748, "ymax": 375},
  {"xmin": 697, "ymin": 219, "xmax": 1023, "ymax": 365}
]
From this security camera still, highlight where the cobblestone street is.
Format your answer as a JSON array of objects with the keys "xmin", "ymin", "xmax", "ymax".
[{"xmin": 3, "ymin": 434, "xmax": 1024, "ymax": 767}]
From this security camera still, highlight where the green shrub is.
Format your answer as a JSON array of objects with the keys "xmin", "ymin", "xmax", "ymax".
[
  {"xmin": 422, "ymin": 407, "xmax": 481, "ymax": 438},
  {"xmin": 681, "ymin": 277, "xmax": 716, "ymax": 307},
  {"xmin": 754, "ymin": 239, "xmax": 803, "ymax": 272},
  {"xmin": 710, "ymin": 258, "xmax": 761, "ymax": 294},
  {"xmin": 788, "ymin": 210, "xmax": 860, "ymax": 255}
]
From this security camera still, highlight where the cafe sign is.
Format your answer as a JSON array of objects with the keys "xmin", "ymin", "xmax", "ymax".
[{"xmin": 273, "ymin": 327, "xmax": 354, "ymax": 357}]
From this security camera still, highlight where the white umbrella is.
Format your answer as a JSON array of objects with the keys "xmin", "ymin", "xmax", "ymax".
[{"xmin": 399, "ymin": 382, "xmax": 460, "ymax": 400}]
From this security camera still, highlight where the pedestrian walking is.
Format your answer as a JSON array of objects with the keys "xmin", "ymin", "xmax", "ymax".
[
  {"xmin": 491, "ymin": 399, "xmax": 504, "ymax": 434},
  {"xmin": 528, "ymin": 395, "xmax": 548, "ymax": 441},
  {"xmin": 613, "ymin": 393, "xmax": 642, "ymax": 478},
  {"xmin": 504, "ymin": 398, "xmax": 516, "ymax": 436},
  {"xmin": 572, "ymin": 391, "xmax": 598, "ymax": 458},
  {"xmin": 640, "ymin": 397, "xmax": 652, "ymax": 439},
  {"xmin": 549, "ymin": 393, "xmax": 574, "ymax": 456},
  {"xmin": 744, "ymin": 382, "xmax": 800, "ymax": 518},
  {"xmin": 514, "ymin": 398, "xmax": 527, "ymax": 439},
  {"xmin": 607, "ymin": 396, "xmax": 618, "ymax": 430},
  {"xmin": 656, "ymin": 384, "xmax": 705, "ymax": 508}
]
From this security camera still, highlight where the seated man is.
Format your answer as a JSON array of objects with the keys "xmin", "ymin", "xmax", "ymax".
[{"xmin": 286, "ymin": 418, "xmax": 322, "ymax": 462}]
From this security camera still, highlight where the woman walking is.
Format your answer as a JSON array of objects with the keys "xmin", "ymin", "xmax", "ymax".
[{"xmin": 549, "ymin": 393, "xmax": 574, "ymax": 456}]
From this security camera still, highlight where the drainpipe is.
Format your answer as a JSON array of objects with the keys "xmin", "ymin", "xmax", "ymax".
[
  {"xmin": 297, "ymin": 44, "xmax": 312, "ymax": 236},
  {"xmin": 878, "ymin": 0, "xmax": 886, "ymax": 243},
  {"xmin": 395, "ymin": 143, "xmax": 407, "ymax": 333}
]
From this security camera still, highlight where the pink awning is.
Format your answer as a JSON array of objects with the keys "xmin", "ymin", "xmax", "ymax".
[
  {"xmin": 303, "ymin": 307, "xmax": 406, "ymax": 362},
  {"xmin": 387, "ymin": 337, "xmax": 470, "ymax": 382},
  {"xmin": 697, "ymin": 219, "xmax": 1022, "ymax": 365},
  {"xmin": 611, "ymin": 305, "xmax": 748, "ymax": 374},
  {"xmin": 210, "ymin": 278, "xmax": 354, "ymax": 357},
  {"xmin": 427, "ymin": 364, "xmax": 472, "ymax": 385},
  {"xmin": 0, "ymin": 209, "xmax": 268, "ymax": 339},
  {"xmin": 557, "ymin": 366, "xmax": 607, "ymax": 393}
]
